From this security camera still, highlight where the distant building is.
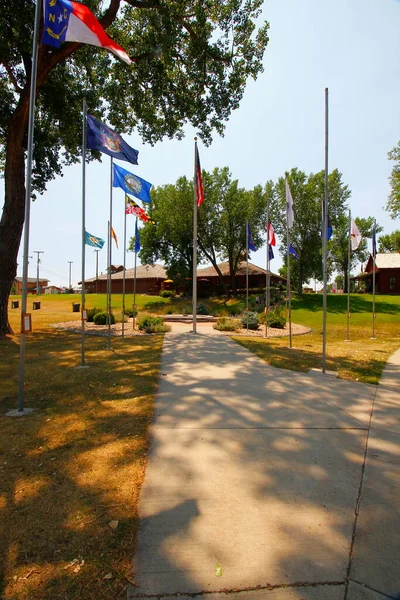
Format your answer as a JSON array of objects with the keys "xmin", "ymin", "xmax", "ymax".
[
  {"xmin": 196, "ymin": 261, "xmax": 286, "ymax": 295},
  {"xmin": 14, "ymin": 277, "xmax": 49, "ymax": 295},
  {"xmin": 44, "ymin": 285, "xmax": 62, "ymax": 295},
  {"xmin": 351, "ymin": 253, "xmax": 400, "ymax": 294},
  {"xmin": 82, "ymin": 264, "xmax": 167, "ymax": 294}
]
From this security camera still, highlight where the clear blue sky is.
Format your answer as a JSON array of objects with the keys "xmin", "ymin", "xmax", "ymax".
[{"xmin": 7, "ymin": 0, "xmax": 400, "ymax": 288}]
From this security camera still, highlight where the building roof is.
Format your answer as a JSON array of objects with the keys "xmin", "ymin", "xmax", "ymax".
[
  {"xmin": 15, "ymin": 277, "xmax": 49, "ymax": 283},
  {"xmin": 375, "ymin": 253, "xmax": 400, "ymax": 269},
  {"xmin": 84, "ymin": 263, "xmax": 167, "ymax": 283},
  {"xmin": 197, "ymin": 261, "xmax": 285, "ymax": 280}
]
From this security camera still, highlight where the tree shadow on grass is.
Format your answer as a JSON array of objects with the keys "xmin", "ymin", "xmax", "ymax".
[{"xmin": 293, "ymin": 294, "xmax": 400, "ymax": 315}]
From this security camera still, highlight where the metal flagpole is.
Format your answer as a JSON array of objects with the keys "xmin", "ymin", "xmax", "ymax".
[
  {"xmin": 106, "ymin": 220, "xmax": 111, "ymax": 348},
  {"xmin": 322, "ymin": 87, "xmax": 329, "ymax": 373},
  {"xmin": 16, "ymin": 0, "xmax": 42, "ymax": 415},
  {"xmin": 107, "ymin": 158, "xmax": 113, "ymax": 349},
  {"xmin": 122, "ymin": 195, "xmax": 127, "ymax": 339},
  {"xmin": 246, "ymin": 220, "xmax": 249, "ymax": 331},
  {"xmin": 80, "ymin": 99, "xmax": 87, "ymax": 366},
  {"xmin": 371, "ymin": 218, "xmax": 376, "ymax": 339},
  {"xmin": 133, "ymin": 217, "xmax": 138, "ymax": 331},
  {"xmin": 346, "ymin": 209, "xmax": 351, "ymax": 341},
  {"xmin": 286, "ymin": 222, "xmax": 292, "ymax": 349},
  {"xmin": 265, "ymin": 206, "xmax": 270, "ymax": 338},
  {"xmin": 192, "ymin": 139, "xmax": 198, "ymax": 334}
]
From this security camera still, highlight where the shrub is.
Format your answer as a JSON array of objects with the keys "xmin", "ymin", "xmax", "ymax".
[
  {"xmin": 226, "ymin": 302, "xmax": 243, "ymax": 316},
  {"xmin": 263, "ymin": 306, "xmax": 287, "ymax": 329},
  {"xmin": 124, "ymin": 308, "xmax": 138, "ymax": 318},
  {"xmin": 148, "ymin": 323, "xmax": 171, "ymax": 334},
  {"xmin": 138, "ymin": 315, "xmax": 164, "ymax": 330},
  {"xmin": 241, "ymin": 311, "xmax": 259, "ymax": 330},
  {"xmin": 196, "ymin": 302, "xmax": 209, "ymax": 315},
  {"xmin": 93, "ymin": 311, "xmax": 116, "ymax": 325},
  {"xmin": 213, "ymin": 317, "xmax": 241, "ymax": 332},
  {"xmin": 86, "ymin": 307, "xmax": 103, "ymax": 322},
  {"xmin": 160, "ymin": 290, "xmax": 176, "ymax": 298}
]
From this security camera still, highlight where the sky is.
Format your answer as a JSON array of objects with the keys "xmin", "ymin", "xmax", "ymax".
[{"xmin": 6, "ymin": 0, "xmax": 400, "ymax": 288}]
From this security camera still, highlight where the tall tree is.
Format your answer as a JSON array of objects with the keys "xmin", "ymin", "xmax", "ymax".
[
  {"xmin": 0, "ymin": 0, "xmax": 270, "ymax": 334},
  {"xmin": 133, "ymin": 167, "xmax": 269, "ymax": 294},
  {"xmin": 386, "ymin": 142, "xmax": 400, "ymax": 219},
  {"xmin": 271, "ymin": 168, "xmax": 351, "ymax": 295},
  {"xmin": 378, "ymin": 230, "xmax": 400, "ymax": 253}
]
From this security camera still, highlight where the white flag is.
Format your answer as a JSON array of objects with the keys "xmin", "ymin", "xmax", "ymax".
[
  {"xmin": 351, "ymin": 219, "xmax": 362, "ymax": 251},
  {"xmin": 286, "ymin": 179, "xmax": 294, "ymax": 229}
]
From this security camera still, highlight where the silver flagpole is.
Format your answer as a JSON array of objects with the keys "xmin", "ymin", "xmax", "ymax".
[
  {"xmin": 133, "ymin": 217, "xmax": 138, "ymax": 331},
  {"xmin": 346, "ymin": 209, "xmax": 351, "ymax": 341},
  {"xmin": 107, "ymin": 219, "xmax": 111, "ymax": 348},
  {"xmin": 16, "ymin": 0, "xmax": 42, "ymax": 414},
  {"xmin": 107, "ymin": 158, "xmax": 113, "ymax": 349},
  {"xmin": 322, "ymin": 87, "xmax": 329, "ymax": 373},
  {"xmin": 246, "ymin": 220, "xmax": 249, "ymax": 331},
  {"xmin": 265, "ymin": 206, "xmax": 270, "ymax": 338},
  {"xmin": 122, "ymin": 195, "xmax": 127, "ymax": 339},
  {"xmin": 81, "ymin": 99, "xmax": 87, "ymax": 366},
  {"xmin": 371, "ymin": 218, "xmax": 376, "ymax": 339},
  {"xmin": 286, "ymin": 227, "xmax": 292, "ymax": 348},
  {"xmin": 192, "ymin": 139, "xmax": 198, "ymax": 334}
]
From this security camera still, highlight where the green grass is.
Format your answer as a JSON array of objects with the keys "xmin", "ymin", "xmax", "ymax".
[{"xmin": 233, "ymin": 293, "xmax": 400, "ymax": 385}]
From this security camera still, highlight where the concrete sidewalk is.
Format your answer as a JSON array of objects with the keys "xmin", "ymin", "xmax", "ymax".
[{"xmin": 129, "ymin": 333, "xmax": 400, "ymax": 600}]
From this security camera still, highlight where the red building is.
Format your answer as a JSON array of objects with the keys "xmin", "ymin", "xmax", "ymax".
[{"xmin": 352, "ymin": 253, "xmax": 400, "ymax": 294}]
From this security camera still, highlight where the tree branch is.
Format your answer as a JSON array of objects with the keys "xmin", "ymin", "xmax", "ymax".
[{"xmin": 0, "ymin": 60, "xmax": 23, "ymax": 93}]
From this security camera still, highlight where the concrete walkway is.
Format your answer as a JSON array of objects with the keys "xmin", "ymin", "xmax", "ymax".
[{"xmin": 129, "ymin": 333, "xmax": 400, "ymax": 600}]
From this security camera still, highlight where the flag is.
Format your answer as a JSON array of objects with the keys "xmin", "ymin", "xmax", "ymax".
[
  {"xmin": 85, "ymin": 230, "xmax": 104, "ymax": 249},
  {"xmin": 351, "ymin": 219, "xmax": 362, "ymax": 251},
  {"xmin": 268, "ymin": 245, "xmax": 274, "ymax": 260},
  {"xmin": 289, "ymin": 243, "xmax": 298, "ymax": 260},
  {"xmin": 113, "ymin": 163, "xmax": 152, "ymax": 202},
  {"xmin": 135, "ymin": 220, "xmax": 141, "ymax": 253},
  {"xmin": 285, "ymin": 179, "xmax": 294, "ymax": 229},
  {"xmin": 195, "ymin": 142, "xmax": 204, "ymax": 207},
  {"xmin": 111, "ymin": 226, "xmax": 118, "ymax": 249},
  {"xmin": 267, "ymin": 221, "xmax": 276, "ymax": 246},
  {"xmin": 125, "ymin": 195, "xmax": 155, "ymax": 223},
  {"xmin": 327, "ymin": 215, "xmax": 332, "ymax": 241},
  {"xmin": 87, "ymin": 115, "xmax": 139, "ymax": 164},
  {"xmin": 42, "ymin": 0, "xmax": 132, "ymax": 64},
  {"xmin": 247, "ymin": 223, "xmax": 256, "ymax": 252},
  {"xmin": 372, "ymin": 227, "xmax": 377, "ymax": 257}
]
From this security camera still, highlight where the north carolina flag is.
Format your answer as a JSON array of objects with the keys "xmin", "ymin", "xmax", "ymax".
[
  {"xmin": 42, "ymin": 0, "xmax": 132, "ymax": 64},
  {"xmin": 268, "ymin": 245, "xmax": 274, "ymax": 260},
  {"xmin": 267, "ymin": 221, "xmax": 276, "ymax": 246},
  {"xmin": 195, "ymin": 142, "xmax": 204, "ymax": 207}
]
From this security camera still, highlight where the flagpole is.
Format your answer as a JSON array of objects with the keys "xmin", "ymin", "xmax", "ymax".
[
  {"xmin": 346, "ymin": 209, "xmax": 351, "ymax": 341},
  {"xmin": 246, "ymin": 221, "xmax": 249, "ymax": 330},
  {"xmin": 265, "ymin": 208, "xmax": 270, "ymax": 338},
  {"xmin": 81, "ymin": 99, "xmax": 87, "ymax": 366},
  {"xmin": 16, "ymin": 0, "xmax": 41, "ymax": 414},
  {"xmin": 107, "ymin": 158, "xmax": 113, "ymax": 349},
  {"xmin": 322, "ymin": 87, "xmax": 329, "ymax": 373},
  {"xmin": 133, "ymin": 217, "xmax": 138, "ymax": 331},
  {"xmin": 192, "ymin": 139, "xmax": 198, "ymax": 334},
  {"xmin": 122, "ymin": 195, "xmax": 127, "ymax": 340},
  {"xmin": 371, "ymin": 218, "xmax": 376, "ymax": 339}
]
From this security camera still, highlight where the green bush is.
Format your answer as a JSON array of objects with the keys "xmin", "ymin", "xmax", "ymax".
[
  {"xmin": 138, "ymin": 315, "xmax": 164, "ymax": 330},
  {"xmin": 87, "ymin": 307, "xmax": 103, "ymax": 322},
  {"xmin": 196, "ymin": 302, "xmax": 209, "ymax": 315},
  {"xmin": 213, "ymin": 317, "xmax": 241, "ymax": 332},
  {"xmin": 241, "ymin": 311, "xmax": 259, "ymax": 330},
  {"xmin": 93, "ymin": 311, "xmax": 116, "ymax": 325},
  {"xmin": 226, "ymin": 302, "xmax": 243, "ymax": 316},
  {"xmin": 160, "ymin": 290, "xmax": 176, "ymax": 298},
  {"xmin": 146, "ymin": 323, "xmax": 171, "ymax": 334},
  {"xmin": 262, "ymin": 306, "xmax": 287, "ymax": 329},
  {"xmin": 124, "ymin": 308, "xmax": 138, "ymax": 318}
]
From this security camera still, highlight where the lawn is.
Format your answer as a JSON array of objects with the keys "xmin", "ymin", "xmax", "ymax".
[
  {"xmin": 233, "ymin": 293, "xmax": 400, "ymax": 385},
  {"xmin": 1, "ymin": 291, "xmax": 399, "ymax": 599}
]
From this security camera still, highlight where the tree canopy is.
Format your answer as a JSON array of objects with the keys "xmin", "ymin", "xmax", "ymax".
[
  {"xmin": 378, "ymin": 229, "xmax": 400, "ymax": 253},
  {"xmin": 386, "ymin": 141, "xmax": 400, "ymax": 219},
  {"xmin": 0, "ymin": 0, "xmax": 270, "ymax": 334}
]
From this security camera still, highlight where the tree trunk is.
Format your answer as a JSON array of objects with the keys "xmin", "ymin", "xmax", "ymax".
[{"xmin": 0, "ymin": 98, "xmax": 30, "ymax": 336}]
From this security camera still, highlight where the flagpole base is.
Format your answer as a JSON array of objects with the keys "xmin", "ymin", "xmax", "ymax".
[
  {"xmin": 75, "ymin": 365, "xmax": 90, "ymax": 370},
  {"xmin": 6, "ymin": 408, "xmax": 34, "ymax": 417}
]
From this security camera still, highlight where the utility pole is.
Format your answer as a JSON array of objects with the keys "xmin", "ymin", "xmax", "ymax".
[
  {"xmin": 34, "ymin": 250, "xmax": 44, "ymax": 295},
  {"xmin": 94, "ymin": 249, "xmax": 100, "ymax": 293},
  {"xmin": 68, "ymin": 261, "xmax": 73, "ymax": 290}
]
